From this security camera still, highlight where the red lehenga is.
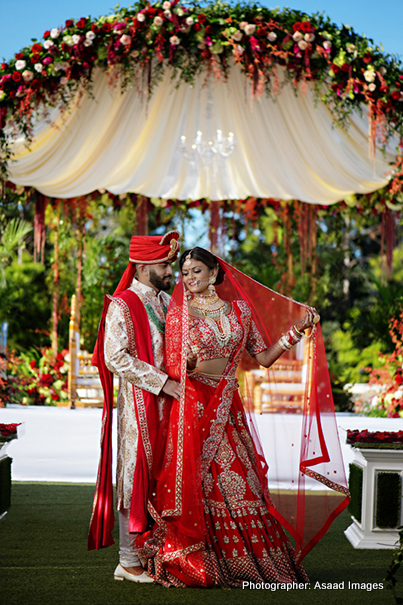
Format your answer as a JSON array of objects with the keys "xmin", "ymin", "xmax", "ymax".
[{"xmin": 137, "ymin": 260, "xmax": 350, "ymax": 588}]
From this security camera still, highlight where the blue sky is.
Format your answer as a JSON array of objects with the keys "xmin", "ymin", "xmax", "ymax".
[{"xmin": 1, "ymin": 0, "xmax": 402, "ymax": 62}]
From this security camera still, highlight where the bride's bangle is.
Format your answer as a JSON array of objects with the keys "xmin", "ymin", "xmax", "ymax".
[{"xmin": 187, "ymin": 366, "xmax": 197, "ymax": 375}]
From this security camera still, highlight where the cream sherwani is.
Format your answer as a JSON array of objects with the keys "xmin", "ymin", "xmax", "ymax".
[{"xmin": 104, "ymin": 278, "xmax": 170, "ymax": 510}]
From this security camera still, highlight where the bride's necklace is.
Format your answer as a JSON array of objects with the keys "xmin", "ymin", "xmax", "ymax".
[
  {"xmin": 189, "ymin": 291, "xmax": 232, "ymax": 347},
  {"xmin": 189, "ymin": 290, "xmax": 227, "ymax": 318}
]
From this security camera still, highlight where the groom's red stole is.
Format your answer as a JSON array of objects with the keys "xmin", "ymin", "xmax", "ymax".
[{"xmin": 87, "ymin": 289, "xmax": 158, "ymax": 550}]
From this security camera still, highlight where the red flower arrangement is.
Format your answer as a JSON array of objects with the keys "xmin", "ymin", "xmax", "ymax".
[
  {"xmin": 0, "ymin": 423, "xmax": 21, "ymax": 440},
  {"xmin": 347, "ymin": 429, "xmax": 403, "ymax": 445}
]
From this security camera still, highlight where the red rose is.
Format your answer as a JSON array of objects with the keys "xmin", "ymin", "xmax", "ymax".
[
  {"xmin": 331, "ymin": 63, "xmax": 340, "ymax": 74},
  {"xmin": 31, "ymin": 79, "xmax": 40, "ymax": 89},
  {"xmin": 147, "ymin": 7, "xmax": 156, "ymax": 15},
  {"xmin": 102, "ymin": 23, "xmax": 112, "ymax": 32},
  {"xmin": 61, "ymin": 43, "xmax": 69, "ymax": 52},
  {"xmin": 51, "ymin": 393, "xmax": 59, "ymax": 401},
  {"xmin": 76, "ymin": 18, "xmax": 87, "ymax": 29},
  {"xmin": 15, "ymin": 52, "xmax": 25, "ymax": 60},
  {"xmin": 293, "ymin": 22, "xmax": 302, "ymax": 32},
  {"xmin": 91, "ymin": 24, "xmax": 100, "ymax": 33},
  {"xmin": 194, "ymin": 22, "xmax": 201, "ymax": 32},
  {"xmin": 43, "ymin": 30, "xmax": 51, "ymax": 38},
  {"xmin": 205, "ymin": 25, "xmax": 212, "ymax": 34},
  {"xmin": 1, "ymin": 62, "xmax": 8, "ymax": 70},
  {"xmin": 65, "ymin": 19, "xmax": 74, "ymax": 28},
  {"xmin": 392, "ymin": 90, "xmax": 401, "ymax": 100},
  {"xmin": 31, "ymin": 43, "xmax": 42, "ymax": 53},
  {"xmin": 300, "ymin": 21, "xmax": 311, "ymax": 33},
  {"xmin": 380, "ymin": 84, "xmax": 390, "ymax": 94},
  {"xmin": 341, "ymin": 63, "xmax": 350, "ymax": 72},
  {"xmin": 9, "ymin": 90, "xmax": 16, "ymax": 98},
  {"xmin": 12, "ymin": 71, "xmax": 22, "ymax": 81},
  {"xmin": 198, "ymin": 14, "xmax": 206, "ymax": 24},
  {"xmin": 363, "ymin": 52, "xmax": 372, "ymax": 63},
  {"xmin": 30, "ymin": 360, "xmax": 37, "ymax": 368}
]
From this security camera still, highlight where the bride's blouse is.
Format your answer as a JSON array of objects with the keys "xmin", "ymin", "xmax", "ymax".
[{"xmin": 166, "ymin": 300, "xmax": 267, "ymax": 366}]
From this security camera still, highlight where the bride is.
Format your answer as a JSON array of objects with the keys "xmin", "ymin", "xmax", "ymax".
[{"xmin": 137, "ymin": 247, "xmax": 349, "ymax": 587}]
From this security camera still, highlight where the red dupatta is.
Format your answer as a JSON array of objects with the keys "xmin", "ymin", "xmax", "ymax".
[{"xmin": 87, "ymin": 288, "xmax": 159, "ymax": 550}]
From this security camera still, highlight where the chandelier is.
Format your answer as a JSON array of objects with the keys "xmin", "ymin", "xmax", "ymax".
[
  {"xmin": 180, "ymin": 75, "xmax": 235, "ymax": 171},
  {"xmin": 180, "ymin": 129, "xmax": 235, "ymax": 167}
]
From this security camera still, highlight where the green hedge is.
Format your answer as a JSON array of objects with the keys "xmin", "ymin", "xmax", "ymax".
[
  {"xmin": 348, "ymin": 463, "xmax": 363, "ymax": 523},
  {"xmin": 0, "ymin": 456, "xmax": 12, "ymax": 516},
  {"xmin": 376, "ymin": 471, "xmax": 401, "ymax": 528}
]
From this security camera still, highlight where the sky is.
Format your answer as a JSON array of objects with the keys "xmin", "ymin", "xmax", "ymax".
[{"xmin": 1, "ymin": 0, "xmax": 402, "ymax": 62}]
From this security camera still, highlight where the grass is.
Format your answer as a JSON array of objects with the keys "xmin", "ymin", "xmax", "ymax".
[{"xmin": 0, "ymin": 483, "xmax": 400, "ymax": 605}]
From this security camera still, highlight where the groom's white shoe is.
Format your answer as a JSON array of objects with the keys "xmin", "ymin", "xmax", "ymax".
[{"xmin": 114, "ymin": 563, "xmax": 154, "ymax": 583}]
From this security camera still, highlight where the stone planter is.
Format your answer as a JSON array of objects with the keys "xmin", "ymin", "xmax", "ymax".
[{"xmin": 345, "ymin": 446, "xmax": 403, "ymax": 549}]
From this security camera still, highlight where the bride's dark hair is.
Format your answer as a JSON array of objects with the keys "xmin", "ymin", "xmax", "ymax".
[{"xmin": 179, "ymin": 247, "xmax": 225, "ymax": 285}]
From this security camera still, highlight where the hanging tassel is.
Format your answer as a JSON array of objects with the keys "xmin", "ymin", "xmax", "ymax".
[
  {"xmin": 381, "ymin": 206, "xmax": 395, "ymax": 278},
  {"xmin": 34, "ymin": 191, "xmax": 47, "ymax": 264},
  {"xmin": 135, "ymin": 195, "xmax": 149, "ymax": 235},
  {"xmin": 209, "ymin": 201, "xmax": 221, "ymax": 254}
]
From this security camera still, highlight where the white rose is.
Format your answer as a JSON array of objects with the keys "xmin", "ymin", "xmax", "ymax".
[
  {"xmin": 395, "ymin": 389, "xmax": 403, "ymax": 399},
  {"xmin": 154, "ymin": 16, "xmax": 163, "ymax": 27},
  {"xmin": 304, "ymin": 33, "xmax": 315, "ymax": 42},
  {"xmin": 162, "ymin": 1, "xmax": 171, "ymax": 9},
  {"xmin": 346, "ymin": 43, "xmax": 356, "ymax": 53},
  {"xmin": 83, "ymin": 39, "xmax": 93, "ymax": 47},
  {"xmin": 131, "ymin": 50, "xmax": 140, "ymax": 58},
  {"xmin": 61, "ymin": 62, "xmax": 69, "ymax": 70},
  {"xmin": 60, "ymin": 76, "xmax": 68, "ymax": 85},
  {"xmin": 137, "ymin": 13, "xmax": 145, "ymax": 22},
  {"xmin": 236, "ymin": 44, "xmax": 245, "ymax": 54},
  {"xmin": 72, "ymin": 34, "xmax": 81, "ymax": 45},
  {"xmin": 43, "ymin": 39, "xmax": 54, "ymax": 49},
  {"xmin": 34, "ymin": 63, "xmax": 43, "ymax": 72},
  {"xmin": 244, "ymin": 24, "xmax": 256, "ymax": 35},
  {"xmin": 50, "ymin": 28, "xmax": 60, "ymax": 39},
  {"xmin": 364, "ymin": 70, "xmax": 376, "ymax": 82},
  {"xmin": 380, "ymin": 66, "xmax": 387, "ymax": 75},
  {"xmin": 239, "ymin": 21, "xmax": 248, "ymax": 31},
  {"xmin": 86, "ymin": 31, "xmax": 96, "ymax": 40},
  {"xmin": 15, "ymin": 60, "xmax": 26, "ymax": 70},
  {"xmin": 186, "ymin": 17, "xmax": 194, "ymax": 26},
  {"xmin": 63, "ymin": 36, "xmax": 75, "ymax": 47},
  {"xmin": 22, "ymin": 70, "xmax": 34, "ymax": 82},
  {"xmin": 292, "ymin": 31, "xmax": 303, "ymax": 42},
  {"xmin": 54, "ymin": 63, "xmax": 63, "ymax": 71},
  {"xmin": 267, "ymin": 32, "xmax": 277, "ymax": 42},
  {"xmin": 323, "ymin": 40, "xmax": 332, "ymax": 49},
  {"xmin": 169, "ymin": 35, "xmax": 180, "ymax": 45},
  {"xmin": 232, "ymin": 31, "xmax": 243, "ymax": 42},
  {"xmin": 164, "ymin": 10, "xmax": 171, "ymax": 18},
  {"xmin": 120, "ymin": 34, "xmax": 132, "ymax": 45},
  {"xmin": 298, "ymin": 40, "xmax": 308, "ymax": 50}
]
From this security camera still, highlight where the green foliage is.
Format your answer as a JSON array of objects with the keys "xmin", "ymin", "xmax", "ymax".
[{"xmin": 0, "ymin": 254, "xmax": 51, "ymax": 352}]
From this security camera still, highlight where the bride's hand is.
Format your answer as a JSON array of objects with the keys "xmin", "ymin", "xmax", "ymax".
[
  {"xmin": 297, "ymin": 307, "xmax": 320, "ymax": 332},
  {"xmin": 186, "ymin": 345, "xmax": 198, "ymax": 370}
]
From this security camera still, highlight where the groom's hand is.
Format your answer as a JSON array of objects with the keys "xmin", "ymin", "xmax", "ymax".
[{"xmin": 162, "ymin": 379, "xmax": 182, "ymax": 400}]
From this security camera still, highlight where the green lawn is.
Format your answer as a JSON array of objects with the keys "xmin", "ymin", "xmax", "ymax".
[{"xmin": 0, "ymin": 483, "xmax": 400, "ymax": 605}]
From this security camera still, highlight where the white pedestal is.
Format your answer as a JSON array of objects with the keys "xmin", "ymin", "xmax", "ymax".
[{"xmin": 345, "ymin": 447, "xmax": 403, "ymax": 549}]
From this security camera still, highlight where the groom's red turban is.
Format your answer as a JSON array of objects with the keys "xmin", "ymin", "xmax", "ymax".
[{"xmin": 129, "ymin": 230, "xmax": 180, "ymax": 264}]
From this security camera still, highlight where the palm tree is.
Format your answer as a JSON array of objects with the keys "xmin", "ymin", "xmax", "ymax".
[{"xmin": 0, "ymin": 218, "xmax": 32, "ymax": 288}]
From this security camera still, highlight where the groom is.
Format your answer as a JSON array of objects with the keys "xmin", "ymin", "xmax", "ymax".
[{"xmin": 87, "ymin": 230, "xmax": 181, "ymax": 583}]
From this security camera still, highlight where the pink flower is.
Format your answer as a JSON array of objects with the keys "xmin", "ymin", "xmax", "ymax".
[
  {"xmin": 42, "ymin": 56, "xmax": 53, "ymax": 65},
  {"xmin": 244, "ymin": 24, "xmax": 256, "ymax": 35},
  {"xmin": 22, "ymin": 70, "xmax": 34, "ymax": 82},
  {"xmin": 323, "ymin": 40, "xmax": 332, "ymax": 50},
  {"xmin": 120, "ymin": 34, "xmax": 132, "ymax": 46}
]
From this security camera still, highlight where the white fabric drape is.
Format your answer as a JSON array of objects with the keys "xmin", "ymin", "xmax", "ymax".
[{"xmin": 6, "ymin": 66, "xmax": 398, "ymax": 203}]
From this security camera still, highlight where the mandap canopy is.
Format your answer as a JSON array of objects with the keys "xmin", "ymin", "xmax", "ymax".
[{"xmin": 0, "ymin": 0, "xmax": 403, "ymax": 205}]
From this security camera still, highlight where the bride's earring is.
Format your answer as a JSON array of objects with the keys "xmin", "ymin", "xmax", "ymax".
[{"xmin": 208, "ymin": 273, "xmax": 217, "ymax": 293}]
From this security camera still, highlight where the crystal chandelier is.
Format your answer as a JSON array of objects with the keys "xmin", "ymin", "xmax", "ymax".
[
  {"xmin": 180, "ymin": 75, "xmax": 235, "ymax": 171},
  {"xmin": 180, "ymin": 129, "xmax": 235, "ymax": 167}
]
